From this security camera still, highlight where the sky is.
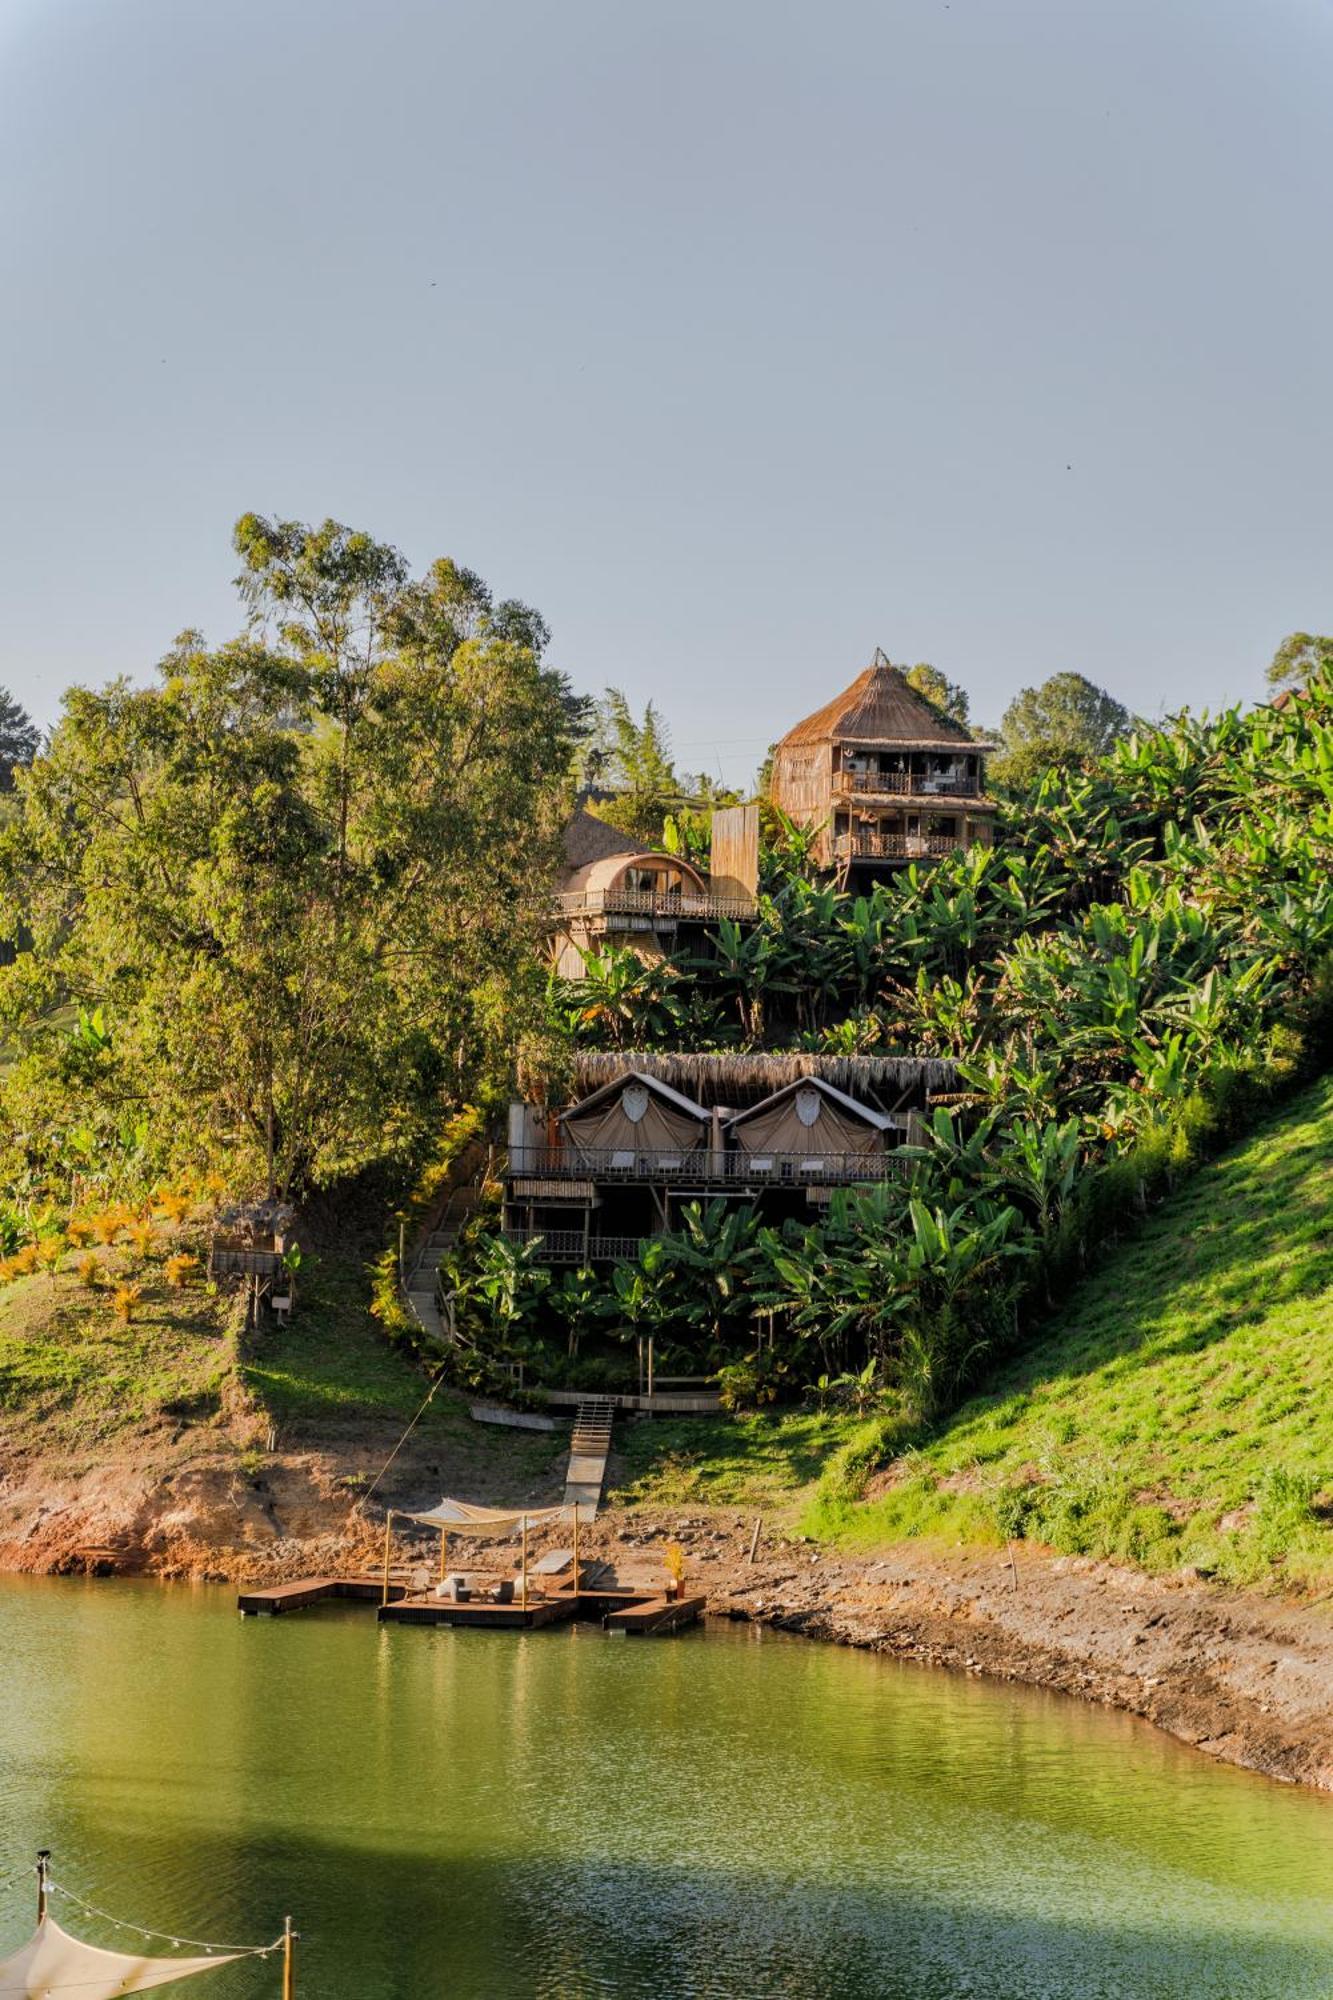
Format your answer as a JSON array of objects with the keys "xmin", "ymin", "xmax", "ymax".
[{"xmin": 1, "ymin": 0, "xmax": 1331, "ymax": 788}]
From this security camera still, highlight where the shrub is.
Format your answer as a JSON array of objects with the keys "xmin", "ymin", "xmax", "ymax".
[
  {"xmin": 111, "ymin": 1282, "xmax": 143, "ymax": 1324},
  {"xmin": 155, "ymin": 1190, "xmax": 192, "ymax": 1225},
  {"xmin": 90, "ymin": 1210, "xmax": 125, "ymax": 1246},
  {"xmin": 75, "ymin": 1252, "xmax": 102, "ymax": 1290},
  {"xmin": 164, "ymin": 1252, "xmax": 201, "ymax": 1289},
  {"xmin": 126, "ymin": 1219, "xmax": 158, "ymax": 1258},
  {"xmin": 10, "ymin": 1243, "xmax": 40, "ymax": 1275},
  {"xmin": 64, "ymin": 1218, "xmax": 94, "ymax": 1248},
  {"xmin": 35, "ymin": 1237, "xmax": 62, "ymax": 1274}
]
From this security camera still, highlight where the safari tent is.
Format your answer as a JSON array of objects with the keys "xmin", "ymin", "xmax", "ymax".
[
  {"xmin": 560, "ymin": 1071, "xmax": 711, "ymax": 1169},
  {"xmin": 724, "ymin": 1076, "xmax": 898, "ymax": 1163}
]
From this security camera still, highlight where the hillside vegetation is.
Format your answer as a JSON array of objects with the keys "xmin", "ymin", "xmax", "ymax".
[{"xmin": 806, "ymin": 1070, "xmax": 1333, "ymax": 1589}]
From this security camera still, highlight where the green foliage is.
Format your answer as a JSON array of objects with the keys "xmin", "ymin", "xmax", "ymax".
[
  {"xmin": 1268, "ymin": 632, "xmax": 1333, "ymax": 691},
  {"xmin": 902, "ymin": 662, "xmax": 971, "ymax": 727},
  {"xmin": 810, "ymin": 1073, "xmax": 1333, "ymax": 1586},
  {"xmin": 0, "ymin": 685, "xmax": 39, "ymax": 792},
  {"xmin": 0, "ymin": 516, "xmax": 578, "ymax": 1201},
  {"xmin": 989, "ymin": 671, "xmax": 1136, "ymax": 790},
  {"xmin": 574, "ymin": 688, "xmax": 734, "ymax": 845}
]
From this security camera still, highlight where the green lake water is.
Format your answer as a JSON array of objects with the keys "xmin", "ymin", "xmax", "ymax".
[{"xmin": 2, "ymin": 1577, "xmax": 1333, "ymax": 1999}]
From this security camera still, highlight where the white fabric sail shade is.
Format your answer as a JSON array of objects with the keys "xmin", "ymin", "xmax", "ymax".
[
  {"xmin": 399, "ymin": 1498, "xmax": 584, "ymax": 1536},
  {"xmin": 0, "ymin": 1916, "xmax": 247, "ymax": 1997}
]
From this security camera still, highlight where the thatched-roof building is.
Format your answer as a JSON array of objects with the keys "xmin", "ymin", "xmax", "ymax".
[
  {"xmin": 502, "ymin": 1051, "xmax": 947, "ymax": 1263},
  {"xmin": 770, "ymin": 651, "xmax": 997, "ymax": 884}
]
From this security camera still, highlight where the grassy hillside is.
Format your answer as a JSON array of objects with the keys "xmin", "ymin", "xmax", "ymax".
[
  {"xmin": 0, "ymin": 1243, "xmax": 563, "ymax": 1491},
  {"xmin": 808, "ymin": 1070, "xmax": 1333, "ymax": 1589}
]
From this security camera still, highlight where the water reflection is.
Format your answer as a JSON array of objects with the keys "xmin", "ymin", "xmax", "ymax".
[{"xmin": 1, "ymin": 1576, "xmax": 1332, "ymax": 1998}]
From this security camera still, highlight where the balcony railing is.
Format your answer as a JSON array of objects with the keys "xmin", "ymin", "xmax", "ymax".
[
  {"xmin": 555, "ymin": 887, "xmax": 756, "ymax": 923},
  {"xmin": 835, "ymin": 769, "xmax": 982, "ymax": 799},
  {"xmin": 502, "ymin": 1228, "xmax": 645, "ymax": 1263},
  {"xmin": 507, "ymin": 1146, "xmax": 909, "ymax": 1186},
  {"xmin": 834, "ymin": 831, "xmax": 960, "ymax": 860}
]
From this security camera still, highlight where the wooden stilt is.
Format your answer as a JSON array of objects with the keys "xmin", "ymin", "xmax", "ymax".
[
  {"xmin": 36, "ymin": 1851, "xmax": 49, "ymax": 1924},
  {"xmin": 381, "ymin": 1513, "xmax": 392, "ymax": 1607},
  {"xmin": 282, "ymin": 1914, "xmax": 296, "ymax": 1999},
  {"xmin": 520, "ymin": 1517, "xmax": 528, "ymax": 1608},
  {"xmin": 572, "ymin": 1501, "xmax": 580, "ymax": 1599}
]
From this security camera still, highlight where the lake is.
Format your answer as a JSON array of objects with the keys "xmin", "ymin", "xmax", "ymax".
[{"xmin": 1, "ymin": 1575, "xmax": 1332, "ymax": 1998}]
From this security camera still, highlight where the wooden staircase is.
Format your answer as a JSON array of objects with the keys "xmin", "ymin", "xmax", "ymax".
[
  {"xmin": 402, "ymin": 1146, "xmax": 490, "ymax": 1341},
  {"xmin": 564, "ymin": 1397, "xmax": 615, "ymax": 1513}
]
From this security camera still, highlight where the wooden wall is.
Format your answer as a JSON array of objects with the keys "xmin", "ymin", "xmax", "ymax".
[{"xmin": 710, "ymin": 801, "xmax": 761, "ymax": 900}]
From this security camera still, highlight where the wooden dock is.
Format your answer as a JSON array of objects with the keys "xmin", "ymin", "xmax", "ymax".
[
  {"xmin": 238, "ymin": 1571, "xmax": 705, "ymax": 1636},
  {"xmin": 603, "ymin": 1594, "xmax": 706, "ymax": 1636},
  {"xmin": 379, "ymin": 1592, "xmax": 579, "ymax": 1630},
  {"xmin": 237, "ymin": 1576, "xmax": 406, "ymax": 1615}
]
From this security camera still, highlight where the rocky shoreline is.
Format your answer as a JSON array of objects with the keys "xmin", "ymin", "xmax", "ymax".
[{"xmin": 4, "ymin": 1448, "xmax": 1333, "ymax": 1794}]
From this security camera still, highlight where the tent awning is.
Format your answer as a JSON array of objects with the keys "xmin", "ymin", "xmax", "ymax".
[
  {"xmin": 399, "ymin": 1499, "xmax": 584, "ymax": 1537},
  {"xmin": 0, "ymin": 1917, "xmax": 248, "ymax": 1997}
]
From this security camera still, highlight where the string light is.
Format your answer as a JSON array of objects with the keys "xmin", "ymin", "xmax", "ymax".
[{"xmin": 45, "ymin": 1878, "xmax": 280, "ymax": 1958}]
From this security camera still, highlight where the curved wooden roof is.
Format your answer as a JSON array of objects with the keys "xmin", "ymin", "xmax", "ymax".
[{"xmin": 777, "ymin": 654, "xmax": 981, "ymax": 751}]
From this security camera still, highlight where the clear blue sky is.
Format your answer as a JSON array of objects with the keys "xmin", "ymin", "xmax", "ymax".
[{"xmin": 2, "ymin": 0, "xmax": 1330, "ymax": 787}]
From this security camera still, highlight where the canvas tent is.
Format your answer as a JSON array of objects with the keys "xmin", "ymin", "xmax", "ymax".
[
  {"xmin": 560, "ymin": 1071, "xmax": 709, "ymax": 1169},
  {"xmin": 725, "ymin": 1077, "xmax": 896, "ymax": 1162},
  {"xmin": 0, "ymin": 1918, "xmax": 250, "ymax": 1998}
]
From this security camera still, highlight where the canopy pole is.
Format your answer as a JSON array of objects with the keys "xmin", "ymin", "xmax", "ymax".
[
  {"xmin": 381, "ymin": 1512, "xmax": 393, "ymax": 1607},
  {"xmin": 521, "ymin": 1517, "xmax": 528, "ymax": 1608},
  {"xmin": 282, "ymin": 1914, "xmax": 297, "ymax": 2000},
  {"xmin": 36, "ymin": 1850, "xmax": 49, "ymax": 1924},
  {"xmin": 572, "ymin": 1503, "xmax": 580, "ymax": 1602},
  {"xmin": 438, "ymin": 1530, "xmax": 449, "ymax": 1586}
]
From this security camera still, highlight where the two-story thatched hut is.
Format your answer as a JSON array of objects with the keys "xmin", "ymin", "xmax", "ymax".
[{"xmin": 770, "ymin": 651, "xmax": 996, "ymax": 888}]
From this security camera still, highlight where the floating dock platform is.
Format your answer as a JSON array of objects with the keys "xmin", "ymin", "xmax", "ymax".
[{"xmin": 238, "ymin": 1571, "xmax": 704, "ymax": 1636}]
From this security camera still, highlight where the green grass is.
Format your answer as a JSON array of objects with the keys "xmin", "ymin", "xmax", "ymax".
[
  {"xmin": 610, "ymin": 1408, "xmax": 866, "ymax": 1511},
  {"xmin": 0, "ymin": 1240, "xmax": 564, "ymax": 1489},
  {"xmin": 0, "ymin": 1264, "xmax": 233, "ymax": 1455},
  {"xmin": 810, "ymin": 1071, "xmax": 1333, "ymax": 1589}
]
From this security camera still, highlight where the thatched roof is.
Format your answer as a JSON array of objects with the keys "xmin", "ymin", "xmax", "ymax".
[
  {"xmin": 561, "ymin": 808, "xmax": 655, "ymax": 872},
  {"xmin": 569, "ymin": 1050, "xmax": 955, "ymax": 1111},
  {"xmin": 777, "ymin": 652, "xmax": 989, "ymax": 752}
]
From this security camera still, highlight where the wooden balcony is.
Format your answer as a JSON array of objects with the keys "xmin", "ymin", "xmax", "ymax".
[
  {"xmin": 834, "ymin": 831, "xmax": 961, "ymax": 861},
  {"xmin": 556, "ymin": 887, "xmax": 756, "ymax": 924},
  {"xmin": 506, "ymin": 1146, "xmax": 909, "ymax": 1187},
  {"xmin": 834, "ymin": 769, "xmax": 982, "ymax": 799}
]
